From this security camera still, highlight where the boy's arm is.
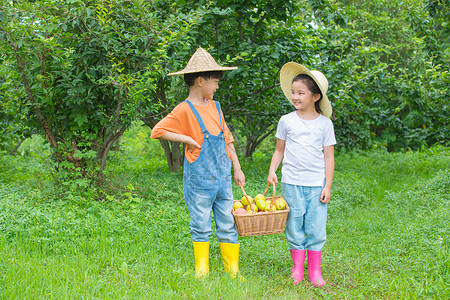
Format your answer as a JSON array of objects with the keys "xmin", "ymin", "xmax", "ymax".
[
  {"xmin": 227, "ymin": 142, "xmax": 245, "ymax": 187},
  {"xmin": 268, "ymin": 138, "xmax": 286, "ymax": 185},
  {"xmin": 158, "ymin": 132, "xmax": 201, "ymax": 153},
  {"xmin": 320, "ymin": 145, "xmax": 335, "ymax": 204}
]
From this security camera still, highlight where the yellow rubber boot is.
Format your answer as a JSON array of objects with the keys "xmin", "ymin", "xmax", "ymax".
[
  {"xmin": 193, "ymin": 241, "xmax": 209, "ymax": 278},
  {"xmin": 220, "ymin": 242, "xmax": 245, "ymax": 280}
]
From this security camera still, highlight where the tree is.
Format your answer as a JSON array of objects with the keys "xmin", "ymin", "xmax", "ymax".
[
  {"xmin": 0, "ymin": 0, "xmax": 201, "ymax": 186},
  {"xmin": 142, "ymin": 0, "xmax": 317, "ymax": 168},
  {"xmin": 306, "ymin": 0, "xmax": 449, "ymax": 150}
]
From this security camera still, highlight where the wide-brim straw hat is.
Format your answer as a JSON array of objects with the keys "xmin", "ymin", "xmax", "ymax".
[
  {"xmin": 280, "ymin": 62, "xmax": 332, "ymax": 118},
  {"xmin": 168, "ymin": 47, "xmax": 238, "ymax": 76}
]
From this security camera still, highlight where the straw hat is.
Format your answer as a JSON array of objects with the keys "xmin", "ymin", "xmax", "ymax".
[
  {"xmin": 168, "ymin": 47, "xmax": 238, "ymax": 76},
  {"xmin": 280, "ymin": 62, "xmax": 332, "ymax": 118}
]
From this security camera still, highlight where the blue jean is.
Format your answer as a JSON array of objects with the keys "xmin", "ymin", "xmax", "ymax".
[
  {"xmin": 182, "ymin": 100, "xmax": 238, "ymax": 244},
  {"xmin": 184, "ymin": 174, "xmax": 237, "ymax": 243},
  {"xmin": 282, "ymin": 182, "xmax": 327, "ymax": 251}
]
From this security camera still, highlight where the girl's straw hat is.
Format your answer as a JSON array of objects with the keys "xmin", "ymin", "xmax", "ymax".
[
  {"xmin": 280, "ymin": 62, "xmax": 332, "ymax": 118},
  {"xmin": 168, "ymin": 47, "xmax": 238, "ymax": 76}
]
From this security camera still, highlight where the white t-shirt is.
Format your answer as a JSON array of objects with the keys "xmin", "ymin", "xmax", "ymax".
[{"xmin": 276, "ymin": 111, "xmax": 336, "ymax": 186}]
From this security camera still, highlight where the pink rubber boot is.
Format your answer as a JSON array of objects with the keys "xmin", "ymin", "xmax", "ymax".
[
  {"xmin": 307, "ymin": 250, "xmax": 326, "ymax": 287},
  {"xmin": 290, "ymin": 249, "xmax": 306, "ymax": 284}
]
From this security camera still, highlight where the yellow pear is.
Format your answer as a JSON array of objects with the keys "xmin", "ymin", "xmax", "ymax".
[
  {"xmin": 246, "ymin": 203, "xmax": 258, "ymax": 212},
  {"xmin": 233, "ymin": 201, "xmax": 244, "ymax": 210},
  {"xmin": 265, "ymin": 200, "xmax": 276, "ymax": 212},
  {"xmin": 256, "ymin": 198, "xmax": 266, "ymax": 211},
  {"xmin": 240, "ymin": 195, "xmax": 253, "ymax": 206},
  {"xmin": 273, "ymin": 198, "xmax": 287, "ymax": 210},
  {"xmin": 254, "ymin": 194, "xmax": 266, "ymax": 202}
]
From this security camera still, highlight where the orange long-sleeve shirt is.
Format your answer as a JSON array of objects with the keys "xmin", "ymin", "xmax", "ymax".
[{"xmin": 150, "ymin": 100, "xmax": 234, "ymax": 163}]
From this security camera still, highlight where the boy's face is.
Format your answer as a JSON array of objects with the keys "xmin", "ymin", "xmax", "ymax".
[{"xmin": 199, "ymin": 77, "xmax": 220, "ymax": 100}]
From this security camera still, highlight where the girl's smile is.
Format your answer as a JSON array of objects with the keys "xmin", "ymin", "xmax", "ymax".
[{"xmin": 290, "ymin": 80, "xmax": 320, "ymax": 113}]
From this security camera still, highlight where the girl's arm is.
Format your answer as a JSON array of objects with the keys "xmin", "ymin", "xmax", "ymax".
[
  {"xmin": 267, "ymin": 138, "xmax": 286, "ymax": 185},
  {"xmin": 158, "ymin": 132, "xmax": 201, "ymax": 153},
  {"xmin": 227, "ymin": 142, "xmax": 245, "ymax": 187},
  {"xmin": 320, "ymin": 145, "xmax": 335, "ymax": 204}
]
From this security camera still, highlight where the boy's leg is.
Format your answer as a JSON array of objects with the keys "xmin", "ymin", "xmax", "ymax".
[
  {"xmin": 184, "ymin": 175, "xmax": 218, "ymax": 242},
  {"xmin": 212, "ymin": 174, "xmax": 238, "ymax": 243},
  {"xmin": 281, "ymin": 183, "xmax": 308, "ymax": 250},
  {"xmin": 184, "ymin": 175, "xmax": 218, "ymax": 278},
  {"xmin": 214, "ymin": 175, "xmax": 242, "ymax": 279}
]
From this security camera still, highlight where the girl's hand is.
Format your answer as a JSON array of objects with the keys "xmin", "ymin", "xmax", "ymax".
[
  {"xmin": 320, "ymin": 187, "xmax": 331, "ymax": 204},
  {"xmin": 186, "ymin": 138, "xmax": 201, "ymax": 153},
  {"xmin": 267, "ymin": 171, "xmax": 278, "ymax": 185}
]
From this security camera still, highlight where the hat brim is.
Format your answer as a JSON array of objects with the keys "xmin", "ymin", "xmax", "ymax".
[
  {"xmin": 168, "ymin": 66, "xmax": 238, "ymax": 76},
  {"xmin": 280, "ymin": 62, "xmax": 332, "ymax": 118}
]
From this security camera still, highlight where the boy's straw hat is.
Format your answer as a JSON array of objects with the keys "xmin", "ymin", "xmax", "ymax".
[
  {"xmin": 280, "ymin": 62, "xmax": 332, "ymax": 118},
  {"xmin": 168, "ymin": 47, "xmax": 238, "ymax": 76}
]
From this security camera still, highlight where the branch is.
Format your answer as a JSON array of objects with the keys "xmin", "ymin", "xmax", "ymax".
[
  {"xmin": 251, "ymin": 11, "xmax": 267, "ymax": 45},
  {"xmin": 255, "ymin": 126, "xmax": 276, "ymax": 146},
  {"xmin": 97, "ymin": 125, "xmax": 127, "ymax": 183},
  {"xmin": 224, "ymin": 83, "xmax": 279, "ymax": 111},
  {"xmin": 9, "ymin": 37, "xmax": 60, "ymax": 156}
]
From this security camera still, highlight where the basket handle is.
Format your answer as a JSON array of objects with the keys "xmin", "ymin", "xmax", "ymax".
[
  {"xmin": 240, "ymin": 185, "xmax": 257, "ymax": 213},
  {"xmin": 264, "ymin": 182, "xmax": 276, "ymax": 207}
]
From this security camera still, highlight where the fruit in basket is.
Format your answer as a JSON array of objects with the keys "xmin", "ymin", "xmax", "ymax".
[
  {"xmin": 254, "ymin": 194, "xmax": 266, "ymax": 202},
  {"xmin": 247, "ymin": 210, "xmax": 257, "ymax": 214},
  {"xmin": 265, "ymin": 200, "xmax": 276, "ymax": 212},
  {"xmin": 234, "ymin": 208, "xmax": 247, "ymax": 215},
  {"xmin": 233, "ymin": 201, "xmax": 244, "ymax": 210},
  {"xmin": 274, "ymin": 198, "xmax": 287, "ymax": 210},
  {"xmin": 246, "ymin": 203, "xmax": 258, "ymax": 212},
  {"xmin": 240, "ymin": 195, "xmax": 253, "ymax": 206},
  {"xmin": 255, "ymin": 198, "xmax": 266, "ymax": 211}
]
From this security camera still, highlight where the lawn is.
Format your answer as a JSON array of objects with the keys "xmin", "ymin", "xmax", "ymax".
[{"xmin": 0, "ymin": 127, "xmax": 448, "ymax": 299}]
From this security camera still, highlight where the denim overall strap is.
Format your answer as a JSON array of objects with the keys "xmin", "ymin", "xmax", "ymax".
[
  {"xmin": 185, "ymin": 100, "xmax": 209, "ymax": 134},
  {"xmin": 183, "ymin": 100, "xmax": 238, "ymax": 244},
  {"xmin": 214, "ymin": 101, "xmax": 223, "ymax": 131}
]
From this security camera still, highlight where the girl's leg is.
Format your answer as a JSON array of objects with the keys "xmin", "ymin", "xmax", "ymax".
[
  {"xmin": 303, "ymin": 185, "xmax": 327, "ymax": 287},
  {"xmin": 304, "ymin": 185, "xmax": 327, "ymax": 251},
  {"xmin": 282, "ymin": 183, "xmax": 308, "ymax": 250},
  {"xmin": 282, "ymin": 183, "xmax": 308, "ymax": 284}
]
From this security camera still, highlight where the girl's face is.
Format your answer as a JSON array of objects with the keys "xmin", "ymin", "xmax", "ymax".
[
  {"xmin": 291, "ymin": 80, "xmax": 321, "ymax": 112},
  {"xmin": 200, "ymin": 77, "xmax": 220, "ymax": 100}
]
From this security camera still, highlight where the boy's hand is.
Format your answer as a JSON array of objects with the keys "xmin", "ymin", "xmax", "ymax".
[
  {"xmin": 267, "ymin": 171, "xmax": 278, "ymax": 185},
  {"xmin": 234, "ymin": 169, "xmax": 245, "ymax": 187},
  {"xmin": 320, "ymin": 187, "xmax": 331, "ymax": 204},
  {"xmin": 186, "ymin": 137, "xmax": 201, "ymax": 153}
]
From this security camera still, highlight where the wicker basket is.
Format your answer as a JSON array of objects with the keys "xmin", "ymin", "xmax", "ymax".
[{"xmin": 232, "ymin": 183, "xmax": 290, "ymax": 237}]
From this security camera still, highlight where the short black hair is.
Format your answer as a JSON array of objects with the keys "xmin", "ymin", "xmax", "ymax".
[{"xmin": 183, "ymin": 71, "xmax": 223, "ymax": 87}]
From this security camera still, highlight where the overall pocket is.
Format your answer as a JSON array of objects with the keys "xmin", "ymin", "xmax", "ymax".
[{"xmin": 188, "ymin": 174, "xmax": 214, "ymax": 196}]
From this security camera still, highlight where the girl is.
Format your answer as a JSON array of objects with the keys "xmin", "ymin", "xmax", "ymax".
[{"xmin": 267, "ymin": 62, "xmax": 336, "ymax": 287}]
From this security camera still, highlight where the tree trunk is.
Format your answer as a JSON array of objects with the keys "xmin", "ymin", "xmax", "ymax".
[
  {"xmin": 244, "ymin": 127, "xmax": 276, "ymax": 158},
  {"xmin": 10, "ymin": 137, "xmax": 27, "ymax": 155},
  {"xmin": 141, "ymin": 112, "xmax": 184, "ymax": 173},
  {"xmin": 139, "ymin": 75, "xmax": 184, "ymax": 172},
  {"xmin": 159, "ymin": 140, "xmax": 184, "ymax": 172}
]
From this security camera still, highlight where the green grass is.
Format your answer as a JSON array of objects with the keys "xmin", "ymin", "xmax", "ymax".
[{"xmin": 0, "ymin": 129, "xmax": 448, "ymax": 299}]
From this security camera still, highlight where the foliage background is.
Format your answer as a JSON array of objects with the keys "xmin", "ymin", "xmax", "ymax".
[{"xmin": 1, "ymin": 0, "xmax": 449, "ymax": 179}]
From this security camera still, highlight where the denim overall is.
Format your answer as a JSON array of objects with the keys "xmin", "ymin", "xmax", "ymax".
[{"xmin": 183, "ymin": 100, "xmax": 238, "ymax": 244}]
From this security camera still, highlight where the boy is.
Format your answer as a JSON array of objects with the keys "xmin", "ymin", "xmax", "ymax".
[{"xmin": 151, "ymin": 47, "xmax": 245, "ymax": 279}]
